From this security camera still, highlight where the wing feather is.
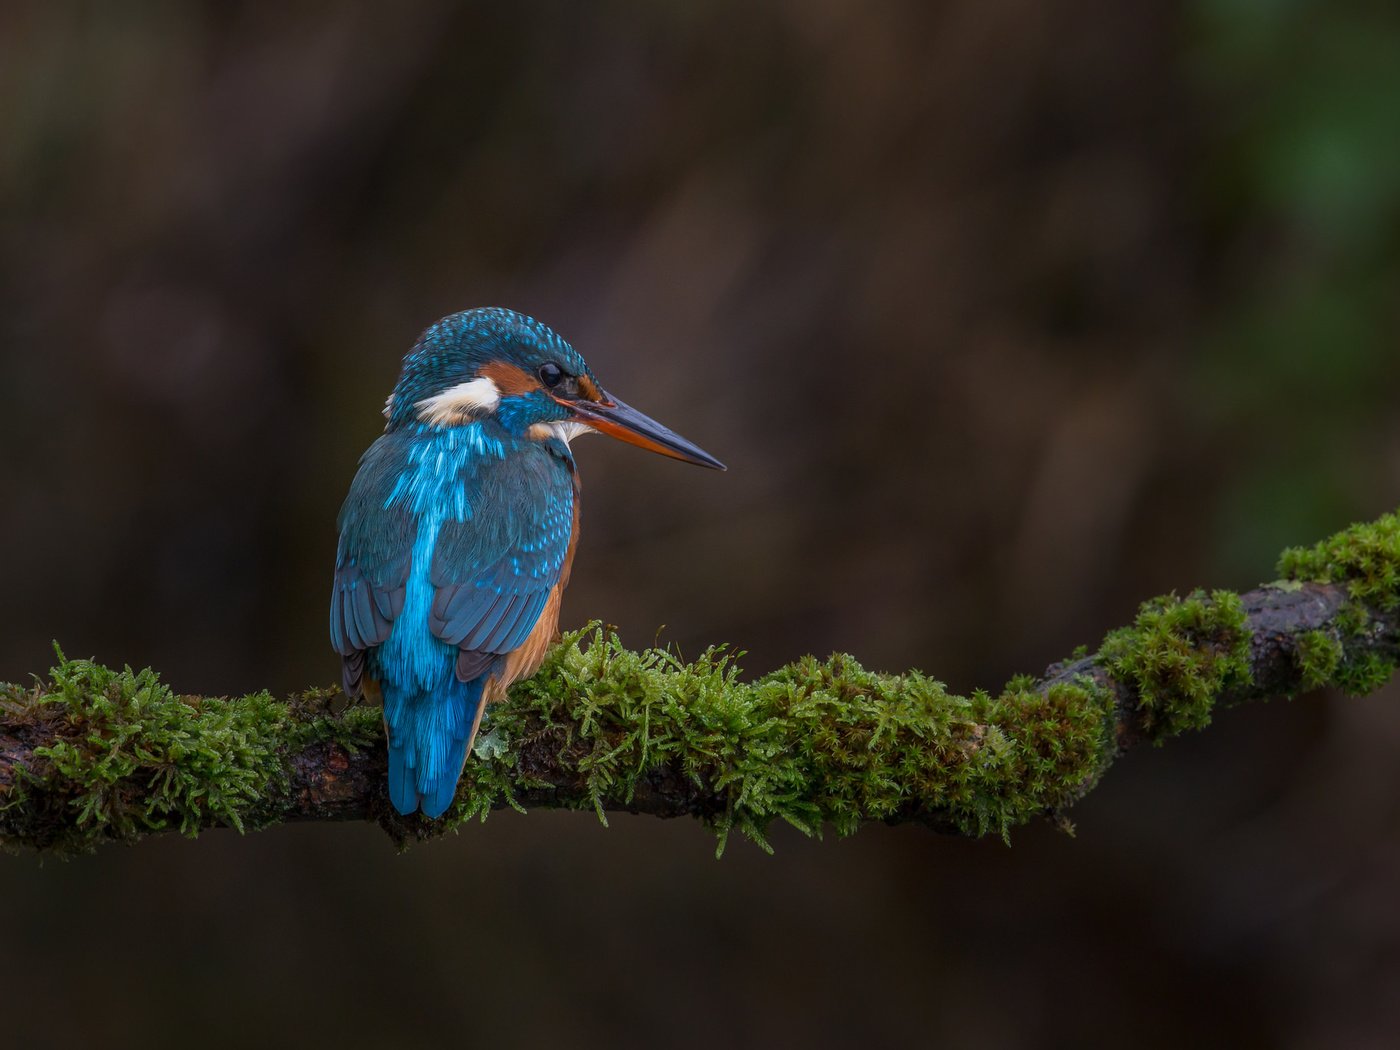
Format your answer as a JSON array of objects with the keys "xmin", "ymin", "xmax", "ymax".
[
  {"xmin": 350, "ymin": 581, "xmax": 378, "ymax": 653},
  {"xmin": 456, "ymin": 650, "xmax": 500, "ymax": 683},
  {"xmin": 430, "ymin": 443, "xmax": 575, "ymax": 682},
  {"xmin": 331, "ymin": 433, "xmax": 416, "ymax": 696}
]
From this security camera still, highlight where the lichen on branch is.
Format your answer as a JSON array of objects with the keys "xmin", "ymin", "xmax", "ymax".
[{"xmin": 3, "ymin": 509, "xmax": 1400, "ymax": 856}]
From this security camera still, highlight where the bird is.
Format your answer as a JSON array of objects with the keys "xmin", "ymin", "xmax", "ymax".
[{"xmin": 330, "ymin": 308, "xmax": 724, "ymax": 818}]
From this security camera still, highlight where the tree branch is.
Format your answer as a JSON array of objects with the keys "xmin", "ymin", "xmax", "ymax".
[{"xmin": 3, "ymin": 511, "xmax": 1398, "ymax": 854}]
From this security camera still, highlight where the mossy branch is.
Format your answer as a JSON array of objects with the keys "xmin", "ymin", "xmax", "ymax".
[{"xmin": 4, "ymin": 511, "xmax": 1400, "ymax": 856}]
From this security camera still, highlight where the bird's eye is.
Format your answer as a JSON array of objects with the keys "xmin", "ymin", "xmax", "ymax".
[{"xmin": 538, "ymin": 363, "xmax": 564, "ymax": 388}]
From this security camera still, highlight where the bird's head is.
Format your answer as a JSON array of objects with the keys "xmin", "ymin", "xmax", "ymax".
[{"xmin": 385, "ymin": 308, "xmax": 725, "ymax": 469}]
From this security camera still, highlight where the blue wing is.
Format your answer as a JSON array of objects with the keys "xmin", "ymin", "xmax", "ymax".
[
  {"xmin": 333, "ymin": 431, "xmax": 575, "ymax": 698},
  {"xmin": 428, "ymin": 441, "xmax": 576, "ymax": 682},
  {"xmin": 330, "ymin": 434, "xmax": 414, "ymax": 698}
]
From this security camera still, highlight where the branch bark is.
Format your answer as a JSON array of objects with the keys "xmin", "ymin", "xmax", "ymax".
[{"xmin": 2, "ymin": 511, "xmax": 1398, "ymax": 854}]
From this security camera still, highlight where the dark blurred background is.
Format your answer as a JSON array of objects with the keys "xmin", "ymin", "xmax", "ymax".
[{"xmin": 3, "ymin": 3, "xmax": 1399, "ymax": 1046}]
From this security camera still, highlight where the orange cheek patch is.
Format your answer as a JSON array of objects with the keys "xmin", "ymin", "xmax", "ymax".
[{"xmin": 478, "ymin": 361, "xmax": 539, "ymax": 395}]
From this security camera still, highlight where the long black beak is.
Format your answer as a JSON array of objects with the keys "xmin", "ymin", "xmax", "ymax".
[{"xmin": 564, "ymin": 391, "xmax": 726, "ymax": 470}]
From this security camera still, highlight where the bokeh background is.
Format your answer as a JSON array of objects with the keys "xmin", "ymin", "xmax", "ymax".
[{"xmin": 3, "ymin": 3, "xmax": 1400, "ymax": 1046}]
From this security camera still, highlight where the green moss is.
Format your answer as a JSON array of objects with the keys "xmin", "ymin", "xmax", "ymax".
[
  {"xmin": 971, "ymin": 678, "xmax": 1116, "ymax": 839},
  {"xmin": 1278, "ymin": 511, "xmax": 1400, "ymax": 696},
  {"xmin": 1096, "ymin": 590, "xmax": 1252, "ymax": 739},
  {"xmin": 439, "ymin": 628, "xmax": 1115, "ymax": 853},
  {"xmin": 1278, "ymin": 509, "xmax": 1400, "ymax": 608},
  {"xmin": 1295, "ymin": 630, "xmax": 1344, "ymax": 692},
  {"xmin": 1, "ymin": 648, "xmax": 375, "ymax": 854},
  {"xmin": 1335, "ymin": 601, "xmax": 1371, "ymax": 638},
  {"xmin": 1335, "ymin": 651, "xmax": 1393, "ymax": 696}
]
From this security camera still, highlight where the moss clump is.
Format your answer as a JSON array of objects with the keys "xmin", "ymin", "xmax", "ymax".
[
  {"xmin": 1278, "ymin": 510, "xmax": 1400, "ymax": 697},
  {"xmin": 1278, "ymin": 509, "xmax": 1400, "ymax": 608},
  {"xmin": 6, "ymin": 654, "xmax": 288, "ymax": 848},
  {"xmin": 971, "ymin": 678, "xmax": 1116, "ymax": 836},
  {"xmin": 1295, "ymin": 630, "xmax": 1344, "ymax": 692},
  {"xmin": 1, "ymin": 649, "xmax": 379, "ymax": 853},
  {"xmin": 1096, "ymin": 590, "xmax": 1252, "ymax": 739},
  {"xmin": 1335, "ymin": 601, "xmax": 1371, "ymax": 638},
  {"xmin": 1334, "ymin": 651, "xmax": 1393, "ymax": 697},
  {"xmin": 449, "ymin": 628, "xmax": 1115, "ymax": 853}
]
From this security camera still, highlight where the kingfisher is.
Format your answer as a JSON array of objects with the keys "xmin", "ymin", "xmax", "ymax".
[{"xmin": 330, "ymin": 308, "xmax": 724, "ymax": 818}]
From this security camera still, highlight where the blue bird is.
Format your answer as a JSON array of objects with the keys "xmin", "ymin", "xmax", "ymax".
[{"xmin": 331, "ymin": 308, "xmax": 724, "ymax": 817}]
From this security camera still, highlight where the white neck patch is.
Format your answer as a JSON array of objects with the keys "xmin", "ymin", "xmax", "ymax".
[
  {"xmin": 415, "ymin": 376, "xmax": 502, "ymax": 427},
  {"xmin": 529, "ymin": 420, "xmax": 592, "ymax": 445}
]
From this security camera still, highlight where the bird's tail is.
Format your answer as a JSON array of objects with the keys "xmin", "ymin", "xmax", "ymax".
[{"xmin": 383, "ymin": 675, "xmax": 489, "ymax": 818}]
